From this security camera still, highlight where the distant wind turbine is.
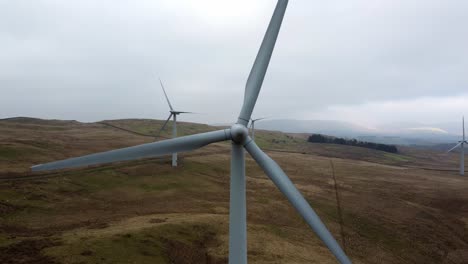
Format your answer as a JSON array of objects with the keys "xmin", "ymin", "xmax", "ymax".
[
  {"xmin": 31, "ymin": 1, "xmax": 351, "ymax": 263},
  {"xmin": 157, "ymin": 79, "xmax": 192, "ymax": 167},
  {"xmin": 447, "ymin": 116, "xmax": 467, "ymax": 176},
  {"xmin": 250, "ymin": 117, "xmax": 267, "ymax": 140}
]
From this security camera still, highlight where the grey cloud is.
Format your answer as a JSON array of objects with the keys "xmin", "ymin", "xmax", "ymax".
[{"xmin": 1, "ymin": 0, "xmax": 467, "ymax": 124}]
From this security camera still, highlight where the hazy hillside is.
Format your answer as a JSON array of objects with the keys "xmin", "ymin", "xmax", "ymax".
[
  {"xmin": 254, "ymin": 119, "xmax": 462, "ymax": 146},
  {"xmin": 255, "ymin": 119, "xmax": 374, "ymax": 137}
]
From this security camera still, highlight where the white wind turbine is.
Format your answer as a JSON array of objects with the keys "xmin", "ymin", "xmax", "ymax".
[
  {"xmin": 250, "ymin": 117, "xmax": 267, "ymax": 140},
  {"xmin": 156, "ymin": 79, "xmax": 192, "ymax": 167},
  {"xmin": 31, "ymin": 1, "xmax": 351, "ymax": 263},
  {"xmin": 447, "ymin": 116, "xmax": 467, "ymax": 176}
]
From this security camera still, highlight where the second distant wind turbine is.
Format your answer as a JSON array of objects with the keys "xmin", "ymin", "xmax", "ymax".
[
  {"xmin": 250, "ymin": 117, "xmax": 267, "ymax": 140},
  {"xmin": 447, "ymin": 116, "xmax": 467, "ymax": 176},
  {"xmin": 157, "ymin": 79, "xmax": 192, "ymax": 167}
]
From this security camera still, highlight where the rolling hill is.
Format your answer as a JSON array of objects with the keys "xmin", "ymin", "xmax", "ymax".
[{"xmin": 1, "ymin": 117, "xmax": 468, "ymax": 263}]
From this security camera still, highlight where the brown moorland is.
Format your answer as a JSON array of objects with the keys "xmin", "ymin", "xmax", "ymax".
[{"xmin": 0, "ymin": 117, "xmax": 467, "ymax": 263}]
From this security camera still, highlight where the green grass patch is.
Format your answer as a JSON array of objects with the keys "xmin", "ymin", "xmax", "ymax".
[
  {"xmin": 45, "ymin": 223, "xmax": 221, "ymax": 264},
  {"xmin": 0, "ymin": 145, "xmax": 45, "ymax": 160},
  {"xmin": 76, "ymin": 169, "xmax": 127, "ymax": 192},
  {"xmin": 383, "ymin": 153, "xmax": 411, "ymax": 162},
  {"xmin": 306, "ymin": 198, "xmax": 410, "ymax": 253},
  {"xmin": 139, "ymin": 182, "xmax": 184, "ymax": 192},
  {"xmin": 254, "ymin": 132, "xmax": 302, "ymax": 150},
  {"xmin": 0, "ymin": 147, "xmax": 22, "ymax": 159},
  {"xmin": 265, "ymin": 225, "xmax": 289, "ymax": 239},
  {"xmin": 103, "ymin": 119, "xmax": 217, "ymax": 138},
  {"xmin": 306, "ymin": 198, "xmax": 340, "ymax": 223},
  {"xmin": 343, "ymin": 211, "xmax": 410, "ymax": 253},
  {"xmin": 0, "ymin": 233, "xmax": 14, "ymax": 247}
]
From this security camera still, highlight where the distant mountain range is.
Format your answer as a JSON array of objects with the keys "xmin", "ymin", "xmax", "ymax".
[{"xmin": 252, "ymin": 119, "xmax": 462, "ymax": 146}]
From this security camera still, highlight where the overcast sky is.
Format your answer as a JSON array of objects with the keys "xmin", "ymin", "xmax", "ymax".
[{"xmin": 1, "ymin": 0, "xmax": 467, "ymax": 127}]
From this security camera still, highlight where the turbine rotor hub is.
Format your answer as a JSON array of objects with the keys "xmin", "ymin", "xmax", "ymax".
[{"xmin": 230, "ymin": 124, "xmax": 248, "ymax": 144}]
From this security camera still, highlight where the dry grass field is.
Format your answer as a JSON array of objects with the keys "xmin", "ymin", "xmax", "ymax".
[{"xmin": 1, "ymin": 117, "xmax": 468, "ymax": 263}]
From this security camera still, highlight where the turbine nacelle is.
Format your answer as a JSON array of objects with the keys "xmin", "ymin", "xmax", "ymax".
[
  {"xmin": 230, "ymin": 124, "xmax": 249, "ymax": 144},
  {"xmin": 170, "ymin": 110, "xmax": 192, "ymax": 115}
]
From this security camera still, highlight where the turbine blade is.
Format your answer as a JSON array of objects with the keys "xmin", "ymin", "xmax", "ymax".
[
  {"xmin": 244, "ymin": 139, "xmax": 351, "ymax": 264},
  {"xmin": 32, "ymin": 129, "xmax": 231, "ymax": 172},
  {"xmin": 254, "ymin": 117, "xmax": 268, "ymax": 122},
  {"xmin": 237, "ymin": 0, "xmax": 288, "ymax": 126},
  {"xmin": 463, "ymin": 116, "xmax": 465, "ymax": 141},
  {"xmin": 156, "ymin": 113, "xmax": 173, "ymax": 138},
  {"xmin": 159, "ymin": 78, "xmax": 174, "ymax": 111},
  {"xmin": 447, "ymin": 142, "xmax": 462, "ymax": 153}
]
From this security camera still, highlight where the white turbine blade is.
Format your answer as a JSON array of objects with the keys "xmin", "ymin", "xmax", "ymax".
[
  {"xmin": 32, "ymin": 129, "xmax": 231, "ymax": 172},
  {"xmin": 447, "ymin": 142, "xmax": 462, "ymax": 153},
  {"xmin": 156, "ymin": 113, "xmax": 173, "ymax": 138},
  {"xmin": 159, "ymin": 78, "xmax": 174, "ymax": 111},
  {"xmin": 244, "ymin": 139, "xmax": 351, "ymax": 264},
  {"xmin": 463, "ymin": 116, "xmax": 465, "ymax": 141},
  {"xmin": 237, "ymin": 0, "xmax": 288, "ymax": 126},
  {"xmin": 253, "ymin": 117, "xmax": 268, "ymax": 122}
]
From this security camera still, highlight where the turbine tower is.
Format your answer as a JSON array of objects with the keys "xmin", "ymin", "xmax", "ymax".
[
  {"xmin": 447, "ymin": 116, "xmax": 467, "ymax": 176},
  {"xmin": 31, "ymin": 1, "xmax": 351, "ymax": 263},
  {"xmin": 250, "ymin": 117, "xmax": 267, "ymax": 140},
  {"xmin": 157, "ymin": 79, "xmax": 192, "ymax": 167}
]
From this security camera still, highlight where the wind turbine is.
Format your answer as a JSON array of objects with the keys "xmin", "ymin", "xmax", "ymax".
[
  {"xmin": 447, "ymin": 116, "xmax": 467, "ymax": 176},
  {"xmin": 31, "ymin": 1, "xmax": 351, "ymax": 263},
  {"xmin": 250, "ymin": 117, "xmax": 267, "ymax": 140},
  {"xmin": 156, "ymin": 79, "xmax": 192, "ymax": 167}
]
